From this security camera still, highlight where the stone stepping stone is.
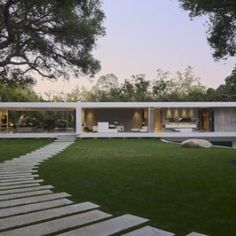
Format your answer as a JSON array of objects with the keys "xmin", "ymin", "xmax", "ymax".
[
  {"xmin": 0, "ymin": 166, "xmax": 30, "ymax": 168},
  {"xmin": 0, "ymin": 167, "xmax": 35, "ymax": 173},
  {"xmin": 0, "ymin": 179, "xmax": 43, "ymax": 187},
  {"xmin": 58, "ymin": 214, "xmax": 149, "ymax": 236},
  {"xmin": 0, "ymin": 163, "xmax": 34, "ymax": 166},
  {"xmin": 0, "ymin": 162, "xmax": 32, "ymax": 165},
  {"xmin": 0, "ymin": 170, "xmax": 37, "ymax": 174},
  {"xmin": 0, "ymin": 202, "xmax": 99, "ymax": 231},
  {"xmin": 0, "ymin": 170, "xmax": 33, "ymax": 173},
  {"xmin": 0, "ymin": 190, "xmax": 52, "ymax": 201},
  {"xmin": 122, "ymin": 226, "xmax": 175, "ymax": 236},
  {"xmin": 0, "ymin": 192, "xmax": 70, "ymax": 208},
  {"xmin": 0, "ymin": 185, "xmax": 54, "ymax": 195},
  {"xmin": 0, "ymin": 167, "xmax": 33, "ymax": 171},
  {"xmin": 0, "ymin": 169, "xmax": 34, "ymax": 172},
  {"xmin": 0, "ymin": 199, "xmax": 72, "ymax": 218},
  {"xmin": 0, "ymin": 163, "xmax": 32, "ymax": 166},
  {"xmin": 0, "ymin": 183, "xmax": 40, "ymax": 191},
  {"xmin": 0, "ymin": 174, "xmax": 38, "ymax": 179},
  {"xmin": 0, "ymin": 165, "xmax": 34, "ymax": 168},
  {"xmin": 1, "ymin": 210, "xmax": 111, "ymax": 236},
  {"xmin": 186, "ymin": 233, "xmax": 208, "ymax": 236},
  {"xmin": 0, "ymin": 177, "xmax": 35, "ymax": 183}
]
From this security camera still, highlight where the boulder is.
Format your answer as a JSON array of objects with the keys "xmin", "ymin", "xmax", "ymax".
[{"xmin": 181, "ymin": 139, "xmax": 212, "ymax": 148}]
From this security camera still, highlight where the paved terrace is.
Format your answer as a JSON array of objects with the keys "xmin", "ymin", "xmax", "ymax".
[{"xmin": 0, "ymin": 138, "xmax": 207, "ymax": 236}]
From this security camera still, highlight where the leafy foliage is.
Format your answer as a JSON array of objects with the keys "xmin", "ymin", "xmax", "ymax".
[
  {"xmin": 46, "ymin": 67, "xmax": 208, "ymax": 102},
  {"xmin": 206, "ymin": 66, "xmax": 236, "ymax": 101},
  {"xmin": 178, "ymin": 0, "xmax": 236, "ymax": 59},
  {"xmin": 153, "ymin": 66, "xmax": 206, "ymax": 101},
  {"xmin": 0, "ymin": 0, "xmax": 105, "ymax": 83},
  {"xmin": 119, "ymin": 75, "xmax": 152, "ymax": 102},
  {"xmin": 0, "ymin": 82, "xmax": 40, "ymax": 102}
]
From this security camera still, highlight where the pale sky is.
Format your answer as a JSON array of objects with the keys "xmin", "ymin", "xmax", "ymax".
[{"xmin": 34, "ymin": 0, "xmax": 235, "ymax": 96}]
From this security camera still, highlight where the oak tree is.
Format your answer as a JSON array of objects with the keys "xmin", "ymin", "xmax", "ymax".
[
  {"xmin": 0, "ymin": 0, "xmax": 105, "ymax": 83},
  {"xmin": 179, "ymin": 0, "xmax": 236, "ymax": 59}
]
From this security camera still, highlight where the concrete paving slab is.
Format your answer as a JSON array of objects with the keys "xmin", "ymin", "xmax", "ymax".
[
  {"xmin": 0, "ymin": 183, "xmax": 40, "ymax": 191},
  {"xmin": 0, "ymin": 174, "xmax": 38, "ymax": 179},
  {"xmin": 0, "ymin": 165, "xmax": 34, "ymax": 168},
  {"xmin": 0, "ymin": 167, "xmax": 33, "ymax": 171},
  {"xmin": 59, "ymin": 214, "xmax": 149, "ymax": 236},
  {"xmin": 0, "ymin": 170, "xmax": 37, "ymax": 174},
  {"xmin": 0, "ymin": 202, "xmax": 99, "ymax": 231},
  {"xmin": 0, "ymin": 169, "xmax": 34, "ymax": 172},
  {"xmin": 123, "ymin": 226, "xmax": 175, "ymax": 236},
  {"xmin": 0, "ymin": 185, "xmax": 54, "ymax": 195},
  {"xmin": 3, "ymin": 162, "xmax": 25, "ymax": 164},
  {"xmin": 0, "ymin": 190, "xmax": 52, "ymax": 201},
  {"xmin": 0, "ymin": 168, "xmax": 33, "ymax": 171},
  {"xmin": 0, "ymin": 177, "xmax": 34, "ymax": 183},
  {"xmin": 0, "ymin": 198, "xmax": 73, "ymax": 218},
  {"xmin": 0, "ymin": 179, "xmax": 43, "ymax": 187},
  {"xmin": 0, "ymin": 163, "xmax": 32, "ymax": 165},
  {"xmin": 0, "ymin": 170, "xmax": 32, "ymax": 173},
  {"xmin": 0, "ymin": 192, "xmax": 70, "ymax": 208},
  {"xmin": 1, "ymin": 210, "xmax": 111, "ymax": 236}
]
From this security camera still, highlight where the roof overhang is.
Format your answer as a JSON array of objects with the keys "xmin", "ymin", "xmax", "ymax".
[{"xmin": 0, "ymin": 102, "xmax": 235, "ymax": 110}]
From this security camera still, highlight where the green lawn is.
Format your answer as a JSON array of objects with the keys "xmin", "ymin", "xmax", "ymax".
[
  {"xmin": 0, "ymin": 139, "xmax": 52, "ymax": 163},
  {"xmin": 39, "ymin": 139, "xmax": 236, "ymax": 236}
]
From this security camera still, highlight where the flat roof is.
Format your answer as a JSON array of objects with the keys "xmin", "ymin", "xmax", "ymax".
[
  {"xmin": 0, "ymin": 102, "xmax": 77, "ymax": 109},
  {"xmin": 81, "ymin": 102, "xmax": 236, "ymax": 108},
  {"xmin": 0, "ymin": 102, "xmax": 235, "ymax": 109}
]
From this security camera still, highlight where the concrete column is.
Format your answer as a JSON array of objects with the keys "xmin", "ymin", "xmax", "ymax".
[
  {"xmin": 149, "ymin": 107, "xmax": 155, "ymax": 133},
  {"xmin": 75, "ymin": 104, "xmax": 81, "ymax": 136},
  {"xmin": 155, "ymin": 108, "xmax": 162, "ymax": 132}
]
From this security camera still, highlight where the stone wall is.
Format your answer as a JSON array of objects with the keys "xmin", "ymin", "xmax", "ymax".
[{"xmin": 214, "ymin": 108, "xmax": 236, "ymax": 132}]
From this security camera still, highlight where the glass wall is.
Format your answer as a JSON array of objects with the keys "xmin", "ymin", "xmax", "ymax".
[
  {"xmin": 82, "ymin": 108, "xmax": 148, "ymax": 133},
  {"xmin": 0, "ymin": 109, "xmax": 76, "ymax": 133},
  {"xmin": 82, "ymin": 107, "xmax": 217, "ymax": 133},
  {"xmin": 198, "ymin": 109, "xmax": 214, "ymax": 132},
  {"xmin": 161, "ymin": 108, "xmax": 198, "ymax": 132},
  {"xmin": 0, "ymin": 110, "xmax": 8, "ymax": 131},
  {"xmin": 159, "ymin": 108, "xmax": 215, "ymax": 132}
]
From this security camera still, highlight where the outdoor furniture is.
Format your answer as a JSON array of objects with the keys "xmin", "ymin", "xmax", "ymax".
[
  {"xmin": 116, "ymin": 125, "xmax": 124, "ymax": 132},
  {"xmin": 165, "ymin": 122, "xmax": 197, "ymax": 133},
  {"xmin": 98, "ymin": 122, "xmax": 118, "ymax": 133},
  {"xmin": 131, "ymin": 128, "xmax": 140, "ymax": 132},
  {"xmin": 140, "ymin": 126, "xmax": 148, "ymax": 132},
  {"xmin": 92, "ymin": 126, "xmax": 98, "ymax": 132}
]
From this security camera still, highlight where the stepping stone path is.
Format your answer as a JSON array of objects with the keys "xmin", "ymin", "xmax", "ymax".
[{"xmin": 0, "ymin": 137, "xmax": 208, "ymax": 236}]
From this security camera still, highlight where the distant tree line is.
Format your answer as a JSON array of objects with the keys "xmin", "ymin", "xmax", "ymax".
[
  {"xmin": 45, "ymin": 66, "xmax": 236, "ymax": 102},
  {"xmin": 0, "ymin": 66, "xmax": 235, "ymax": 102}
]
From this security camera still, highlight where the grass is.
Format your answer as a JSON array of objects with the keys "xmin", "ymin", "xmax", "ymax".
[
  {"xmin": 0, "ymin": 139, "xmax": 52, "ymax": 163},
  {"xmin": 39, "ymin": 139, "xmax": 236, "ymax": 236}
]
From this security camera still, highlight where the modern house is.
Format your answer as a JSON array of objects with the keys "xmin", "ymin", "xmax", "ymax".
[{"xmin": 0, "ymin": 102, "xmax": 235, "ymax": 147}]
